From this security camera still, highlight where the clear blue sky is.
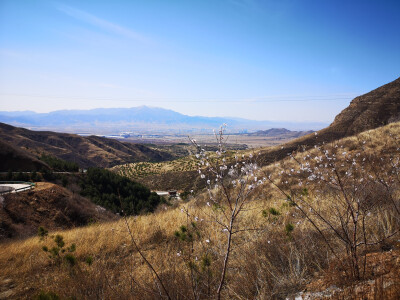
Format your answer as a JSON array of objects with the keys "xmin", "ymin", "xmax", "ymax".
[{"xmin": 0, "ymin": 0, "xmax": 399, "ymax": 122}]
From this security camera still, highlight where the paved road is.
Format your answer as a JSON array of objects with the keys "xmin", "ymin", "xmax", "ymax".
[
  {"xmin": 0, "ymin": 183, "xmax": 33, "ymax": 195},
  {"xmin": 155, "ymin": 191, "xmax": 181, "ymax": 200},
  {"xmin": 155, "ymin": 191, "xmax": 170, "ymax": 196}
]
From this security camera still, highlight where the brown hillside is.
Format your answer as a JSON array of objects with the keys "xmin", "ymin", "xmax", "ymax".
[
  {"xmin": 329, "ymin": 76, "xmax": 400, "ymax": 137},
  {"xmin": 258, "ymin": 76, "xmax": 400, "ymax": 166},
  {"xmin": 0, "ymin": 122, "xmax": 174, "ymax": 168},
  {"xmin": 0, "ymin": 182, "xmax": 117, "ymax": 241},
  {"xmin": 0, "ymin": 139, "xmax": 49, "ymax": 172}
]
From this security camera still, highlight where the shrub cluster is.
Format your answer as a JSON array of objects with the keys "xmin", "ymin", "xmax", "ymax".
[
  {"xmin": 40, "ymin": 154, "xmax": 79, "ymax": 172},
  {"xmin": 80, "ymin": 167, "xmax": 162, "ymax": 215},
  {"xmin": 1, "ymin": 170, "xmax": 39, "ymax": 182}
]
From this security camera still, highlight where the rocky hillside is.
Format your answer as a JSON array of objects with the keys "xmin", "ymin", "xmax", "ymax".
[
  {"xmin": 328, "ymin": 76, "xmax": 400, "ymax": 137},
  {"xmin": 258, "ymin": 76, "xmax": 400, "ymax": 166},
  {"xmin": 0, "ymin": 182, "xmax": 117, "ymax": 241},
  {"xmin": 0, "ymin": 122, "xmax": 174, "ymax": 168}
]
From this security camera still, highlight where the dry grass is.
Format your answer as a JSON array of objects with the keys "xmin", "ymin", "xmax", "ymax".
[
  {"xmin": 1, "ymin": 122, "xmax": 400, "ymax": 299},
  {"xmin": 0, "ymin": 193, "xmax": 290, "ymax": 298}
]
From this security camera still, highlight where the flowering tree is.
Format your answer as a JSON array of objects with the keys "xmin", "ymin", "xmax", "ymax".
[
  {"xmin": 267, "ymin": 138, "xmax": 400, "ymax": 280},
  {"xmin": 190, "ymin": 124, "xmax": 265, "ymax": 299}
]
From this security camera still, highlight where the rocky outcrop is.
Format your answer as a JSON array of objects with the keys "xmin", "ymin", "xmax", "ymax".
[
  {"xmin": 258, "ymin": 76, "xmax": 400, "ymax": 166},
  {"xmin": 328, "ymin": 76, "xmax": 400, "ymax": 137}
]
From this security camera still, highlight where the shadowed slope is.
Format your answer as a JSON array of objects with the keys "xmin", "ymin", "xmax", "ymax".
[
  {"xmin": 0, "ymin": 122, "xmax": 174, "ymax": 168},
  {"xmin": 0, "ymin": 139, "xmax": 49, "ymax": 171}
]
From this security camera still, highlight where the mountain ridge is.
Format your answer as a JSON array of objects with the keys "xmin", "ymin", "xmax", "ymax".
[
  {"xmin": 328, "ymin": 76, "xmax": 400, "ymax": 137},
  {"xmin": 259, "ymin": 76, "xmax": 400, "ymax": 163},
  {"xmin": 0, "ymin": 106, "xmax": 328, "ymax": 132}
]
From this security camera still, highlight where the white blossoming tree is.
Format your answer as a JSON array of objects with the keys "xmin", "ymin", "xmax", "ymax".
[
  {"xmin": 266, "ymin": 139, "xmax": 400, "ymax": 280},
  {"xmin": 190, "ymin": 124, "xmax": 265, "ymax": 299}
]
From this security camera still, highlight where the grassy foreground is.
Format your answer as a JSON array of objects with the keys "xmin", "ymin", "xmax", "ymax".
[{"xmin": 1, "ymin": 123, "xmax": 400, "ymax": 299}]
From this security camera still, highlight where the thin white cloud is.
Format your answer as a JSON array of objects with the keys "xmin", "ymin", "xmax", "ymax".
[{"xmin": 56, "ymin": 4, "xmax": 147, "ymax": 42}]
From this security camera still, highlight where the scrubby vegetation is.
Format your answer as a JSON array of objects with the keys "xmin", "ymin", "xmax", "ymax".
[
  {"xmin": 111, "ymin": 149, "xmax": 240, "ymax": 181},
  {"xmin": 0, "ymin": 123, "xmax": 400, "ymax": 299},
  {"xmin": 112, "ymin": 156, "xmax": 199, "ymax": 179},
  {"xmin": 39, "ymin": 154, "xmax": 79, "ymax": 172},
  {"xmin": 0, "ymin": 155, "xmax": 78, "ymax": 182},
  {"xmin": 0, "ymin": 168, "xmax": 67, "ymax": 183},
  {"xmin": 80, "ymin": 167, "xmax": 162, "ymax": 215},
  {"xmin": 0, "ymin": 170, "xmax": 38, "ymax": 182}
]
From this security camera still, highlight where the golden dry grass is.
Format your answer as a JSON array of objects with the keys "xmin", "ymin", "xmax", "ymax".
[{"xmin": 1, "ymin": 122, "xmax": 400, "ymax": 299}]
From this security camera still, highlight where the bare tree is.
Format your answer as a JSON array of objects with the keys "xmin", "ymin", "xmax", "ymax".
[
  {"xmin": 190, "ymin": 124, "xmax": 265, "ymax": 299},
  {"xmin": 267, "ymin": 140, "xmax": 400, "ymax": 280}
]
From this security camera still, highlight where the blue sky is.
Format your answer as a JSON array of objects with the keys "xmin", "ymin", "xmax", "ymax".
[{"xmin": 0, "ymin": 0, "xmax": 399, "ymax": 122}]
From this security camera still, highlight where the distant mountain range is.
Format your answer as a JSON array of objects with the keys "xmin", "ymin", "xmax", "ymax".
[
  {"xmin": 0, "ymin": 106, "xmax": 327, "ymax": 133},
  {"xmin": 1, "ymin": 76, "xmax": 399, "ymax": 175}
]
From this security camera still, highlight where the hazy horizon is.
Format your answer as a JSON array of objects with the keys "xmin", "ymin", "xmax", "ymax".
[{"xmin": 0, "ymin": 104, "xmax": 332, "ymax": 124}]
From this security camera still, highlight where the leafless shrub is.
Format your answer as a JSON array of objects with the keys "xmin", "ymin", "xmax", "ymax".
[{"xmin": 267, "ymin": 137, "xmax": 400, "ymax": 282}]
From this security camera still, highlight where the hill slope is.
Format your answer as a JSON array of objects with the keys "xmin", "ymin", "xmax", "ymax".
[
  {"xmin": 247, "ymin": 128, "xmax": 313, "ymax": 138},
  {"xmin": 258, "ymin": 76, "xmax": 400, "ymax": 165},
  {"xmin": 120, "ymin": 77, "xmax": 400, "ymax": 190},
  {"xmin": 0, "ymin": 122, "xmax": 173, "ymax": 168},
  {"xmin": 1, "ymin": 122, "xmax": 399, "ymax": 299},
  {"xmin": 0, "ymin": 182, "xmax": 117, "ymax": 241},
  {"xmin": 0, "ymin": 139, "xmax": 49, "ymax": 172},
  {"xmin": 329, "ymin": 76, "xmax": 400, "ymax": 137}
]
